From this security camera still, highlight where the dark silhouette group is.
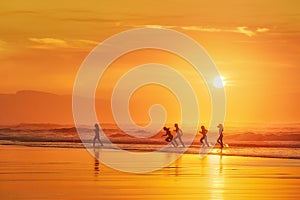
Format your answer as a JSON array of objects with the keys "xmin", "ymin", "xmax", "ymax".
[
  {"xmin": 92, "ymin": 122, "xmax": 224, "ymax": 149},
  {"xmin": 199, "ymin": 123, "xmax": 224, "ymax": 148},
  {"xmin": 162, "ymin": 123, "xmax": 224, "ymax": 149},
  {"xmin": 162, "ymin": 123, "xmax": 186, "ymax": 147}
]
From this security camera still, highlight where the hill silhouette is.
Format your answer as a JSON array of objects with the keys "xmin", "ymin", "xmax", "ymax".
[{"xmin": 0, "ymin": 90, "xmax": 109, "ymax": 124}]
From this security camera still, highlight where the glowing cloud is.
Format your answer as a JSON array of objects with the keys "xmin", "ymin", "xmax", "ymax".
[
  {"xmin": 181, "ymin": 26, "xmax": 222, "ymax": 32},
  {"xmin": 73, "ymin": 39, "xmax": 99, "ymax": 45},
  {"xmin": 29, "ymin": 38, "xmax": 69, "ymax": 49},
  {"xmin": 28, "ymin": 38, "xmax": 99, "ymax": 49},
  {"xmin": 181, "ymin": 26, "xmax": 260, "ymax": 37},
  {"xmin": 256, "ymin": 27, "xmax": 270, "ymax": 33},
  {"xmin": 235, "ymin": 26, "xmax": 255, "ymax": 37},
  {"xmin": 135, "ymin": 24, "xmax": 176, "ymax": 29}
]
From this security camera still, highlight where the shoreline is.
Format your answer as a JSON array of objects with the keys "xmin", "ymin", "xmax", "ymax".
[{"xmin": 1, "ymin": 143, "xmax": 300, "ymax": 160}]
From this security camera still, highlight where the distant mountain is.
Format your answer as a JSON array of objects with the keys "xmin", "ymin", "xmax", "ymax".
[{"xmin": 0, "ymin": 90, "xmax": 110, "ymax": 125}]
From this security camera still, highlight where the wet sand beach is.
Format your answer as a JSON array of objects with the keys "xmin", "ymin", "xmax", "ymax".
[{"xmin": 0, "ymin": 145, "xmax": 299, "ymax": 199}]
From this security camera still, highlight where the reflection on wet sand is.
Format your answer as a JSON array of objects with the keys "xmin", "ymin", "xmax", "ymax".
[
  {"xmin": 1, "ymin": 146, "xmax": 299, "ymax": 199},
  {"xmin": 175, "ymin": 157, "xmax": 182, "ymax": 176},
  {"xmin": 94, "ymin": 148, "xmax": 100, "ymax": 176},
  {"xmin": 199, "ymin": 152, "xmax": 224, "ymax": 200}
]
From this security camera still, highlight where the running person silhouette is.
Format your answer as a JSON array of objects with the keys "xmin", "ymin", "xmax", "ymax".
[
  {"xmin": 217, "ymin": 124, "xmax": 224, "ymax": 148},
  {"xmin": 93, "ymin": 123, "xmax": 103, "ymax": 148},
  {"xmin": 173, "ymin": 123, "xmax": 185, "ymax": 147},
  {"xmin": 162, "ymin": 127, "xmax": 177, "ymax": 147},
  {"xmin": 199, "ymin": 125, "xmax": 209, "ymax": 147}
]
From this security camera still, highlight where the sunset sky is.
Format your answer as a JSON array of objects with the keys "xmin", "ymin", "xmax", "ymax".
[{"xmin": 0, "ymin": 0, "xmax": 299, "ymax": 125}]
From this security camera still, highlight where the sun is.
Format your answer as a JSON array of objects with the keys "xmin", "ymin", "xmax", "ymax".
[{"xmin": 213, "ymin": 76, "xmax": 226, "ymax": 88}]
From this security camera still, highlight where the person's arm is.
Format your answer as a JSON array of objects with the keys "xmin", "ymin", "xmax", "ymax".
[{"xmin": 179, "ymin": 129, "xmax": 183, "ymax": 136}]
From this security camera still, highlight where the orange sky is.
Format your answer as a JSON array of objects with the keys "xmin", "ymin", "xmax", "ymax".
[{"xmin": 0, "ymin": 0, "xmax": 300, "ymax": 124}]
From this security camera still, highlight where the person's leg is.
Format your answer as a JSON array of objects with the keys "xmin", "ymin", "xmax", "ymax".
[
  {"xmin": 220, "ymin": 136, "xmax": 223, "ymax": 148},
  {"xmin": 173, "ymin": 136, "xmax": 178, "ymax": 144},
  {"xmin": 97, "ymin": 138, "xmax": 103, "ymax": 146},
  {"xmin": 179, "ymin": 137, "xmax": 185, "ymax": 147},
  {"xmin": 217, "ymin": 136, "xmax": 221, "ymax": 145},
  {"xmin": 200, "ymin": 136, "xmax": 204, "ymax": 144},
  {"xmin": 171, "ymin": 140, "xmax": 176, "ymax": 147},
  {"xmin": 205, "ymin": 136, "xmax": 209, "ymax": 147},
  {"xmin": 178, "ymin": 136, "xmax": 184, "ymax": 147},
  {"xmin": 98, "ymin": 137, "xmax": 103, "ymax": 146},
  {"xmin": 173, "ymin": 139, "xmax": 178, "ymax": 146},
  {"xmin": 217, "ymin": 136, "xmax": 223, "ymax": 148},
  {"xmin": 93, "ymin": 137, "xmax": 96, "ymax": 148}
]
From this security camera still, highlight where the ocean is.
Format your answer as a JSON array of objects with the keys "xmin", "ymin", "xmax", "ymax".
[{"xmin": 0, "ymin": 123, "xmax": 299, "ymax": 159}]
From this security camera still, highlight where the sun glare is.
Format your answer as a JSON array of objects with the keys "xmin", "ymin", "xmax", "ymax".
[{"xmin": 213, "ymin": 76, "xmax": 226, "ymax": 88}]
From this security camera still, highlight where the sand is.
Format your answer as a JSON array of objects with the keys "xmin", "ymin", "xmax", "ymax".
[{"xmin": 0, "ymin": 145, "xmax": 299, "ymax": 200}]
